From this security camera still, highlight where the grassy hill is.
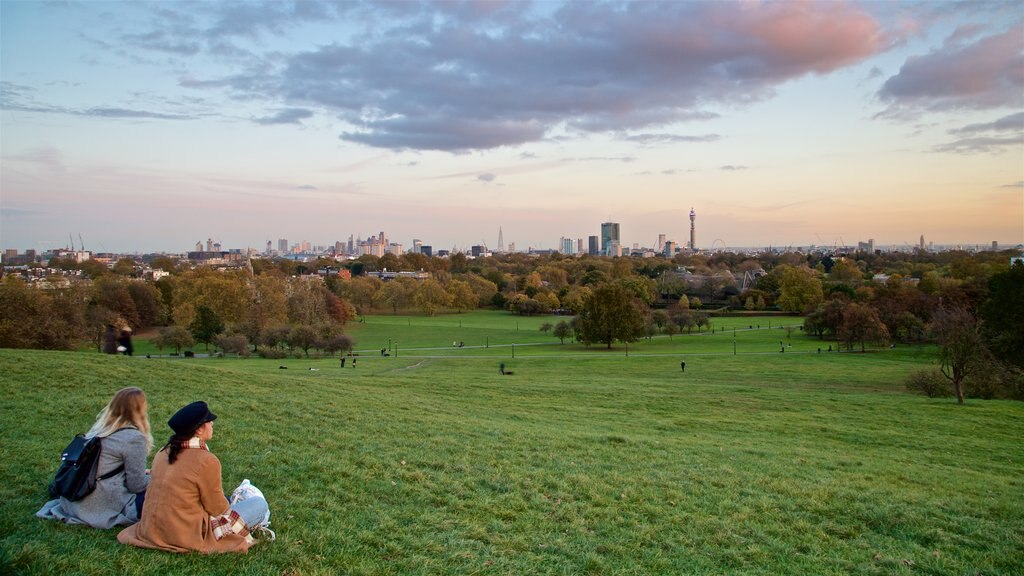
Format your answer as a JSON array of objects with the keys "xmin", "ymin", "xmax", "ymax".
[{"xmin": 2, "ymin": 313, "xmax": 1022, "ymax": 575}]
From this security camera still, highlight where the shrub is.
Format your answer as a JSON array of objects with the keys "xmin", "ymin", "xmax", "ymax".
[
  {"xmin": 905, "ymin": 369, "xmax": 952, "ymax": 398},
  {"xmin": 258, "ymin": 348, "xmax": 287, "ymax": 359}
]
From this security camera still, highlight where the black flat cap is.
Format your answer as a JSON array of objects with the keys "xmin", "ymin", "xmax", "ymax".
[{"xmin": 168, "ymin": 401, "xmax": 217, "ymax": 435}]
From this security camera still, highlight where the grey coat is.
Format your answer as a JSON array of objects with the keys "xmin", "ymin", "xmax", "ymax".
[{"xmin": 37, "ymin": 427, "xmax": 151, "ymax": 528}]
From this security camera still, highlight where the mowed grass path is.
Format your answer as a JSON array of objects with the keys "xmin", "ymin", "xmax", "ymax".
[{"xmin": 2, "ymin": 313, "xmax": 1022, "ymax": 575}]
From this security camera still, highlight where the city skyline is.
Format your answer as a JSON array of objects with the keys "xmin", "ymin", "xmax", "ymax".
[{"xmin": 2, "ymin": 1, "xmax": 1022, "ymax": 254}]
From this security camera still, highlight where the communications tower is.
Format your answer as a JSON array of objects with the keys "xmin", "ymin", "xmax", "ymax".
[{"xmin": 688, "ymin": 208, "xmax": 696, "ymax": 250}]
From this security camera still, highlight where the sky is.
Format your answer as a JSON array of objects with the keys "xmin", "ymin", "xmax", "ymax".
[{"xmin": 1, "ymin": 0, "xmax": 1022, "ymax": 255}]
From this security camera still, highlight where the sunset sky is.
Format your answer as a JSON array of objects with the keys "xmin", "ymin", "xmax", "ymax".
[{"xmin": 2, "ymin": 0, "xmax": 1022, "ymax": 254}]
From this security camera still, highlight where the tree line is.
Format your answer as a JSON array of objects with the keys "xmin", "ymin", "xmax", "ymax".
[{"xmin": 1, "ymin": 249, "xmax": 1020, "ymax": 400}]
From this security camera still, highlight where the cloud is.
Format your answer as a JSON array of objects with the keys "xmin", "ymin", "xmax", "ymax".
[
  {"xmin": 877, "ymin": 22, "xmax": 1024, "ymax": 117},
  {"xmin": 15, "ymin": 2, "xmax": 902, "ymax": 152},
  {"xmin": 721, "ymin": 165, "xmax": 748, "ymax": 171},
  {"xmin": 936, "ymin": 111, "xmax": 1023, "ymax": 154},
  {"xmin": 949, "ymin": 112, "xmax": 1024, "ymax": 135},
  {"xmin": 625, "ymin": 133, "xmax": 721, "ymax": 145},
  {"xmin": 82, "ymin": 107, "xmax": 193, "ymax": 120},
  {"xmin": 477, "ymin": 173, "xmax": 496, "ymax": 183},
  {"xmin": 253, "ymin": 108, "xmax": 314, "ymax": 125},
  {"xmin": 933, "ymin": 135, "xmax": 1022, "ymax": 155},
  {"xmin": 7, "ymin": 147, "xmax": 66, "ymax": 171},
  {"xmin": 293, "ymin": 184, "xmax": 317, "ymax": 190},
  {"xmin": 1000, "ymin": 181, "xmax": 1024, "ymax": 188}
]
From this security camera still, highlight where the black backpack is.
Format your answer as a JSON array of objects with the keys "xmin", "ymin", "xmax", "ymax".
[{"xmin": 48, "ymin": 430, "xmax": 127, "ymax": 501}]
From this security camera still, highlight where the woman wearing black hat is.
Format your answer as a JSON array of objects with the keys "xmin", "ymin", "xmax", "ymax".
[{"xmin": 117, "ymin": 401, "xmax": 268, "ymax": 553}]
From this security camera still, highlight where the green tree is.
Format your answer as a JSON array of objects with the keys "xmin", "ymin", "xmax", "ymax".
[
  {"xmin": 980, "ymin": 263, "xmax": 1024, "ymax": 368},
  {"xmin": 189, "ymin": 305, "xmax": 224, "ymax": 351},
  {"xmin": 553, "ymin": 320, "xmax": 573, "ymax": 344},
  {"xmin": 577, "ymin": 284, "xmax": 647, "ymax": 349}
]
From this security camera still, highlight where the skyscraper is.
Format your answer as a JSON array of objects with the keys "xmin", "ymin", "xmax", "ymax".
[
  {"xmin": 601, "ymin": 222, "xmax": 620, "ymax": 256},
  {"xmin": 278, "ymin": 239, "xmax": 288, "ymax": 253},
  {"xmin": 688, "ymin": 209, "xmax": 696, "ymax": 250},
  {"xmin": 588, "ymin": 236, "xmax": 599, "ymax": 256}
]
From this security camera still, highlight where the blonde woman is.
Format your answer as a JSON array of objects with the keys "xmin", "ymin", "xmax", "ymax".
[{"xmin": 37, "ymin": 387, "xmax": 152, "ymax": 528}]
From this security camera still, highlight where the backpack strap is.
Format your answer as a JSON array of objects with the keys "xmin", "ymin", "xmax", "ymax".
[
  {"xmin": 98, "ymin": 464, "xmax": 125, "ymax": 480},
  {"xmin": 95, "ymin": 427, "xmax": 134, "ymax": 481}
]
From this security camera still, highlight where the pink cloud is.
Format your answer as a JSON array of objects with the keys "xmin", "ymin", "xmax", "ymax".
[{"xmin": 878, "ymin": 22, "xmax": 1024, "ymax": 114}]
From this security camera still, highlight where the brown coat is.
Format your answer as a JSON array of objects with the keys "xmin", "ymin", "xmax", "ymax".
[{"xmin": 117, "ymin": 447, "xmax": 251, "ymax": 553}]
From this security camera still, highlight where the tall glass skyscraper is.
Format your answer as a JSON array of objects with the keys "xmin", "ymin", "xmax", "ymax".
[{"xmin": 601, "ymin": 222, "xmax": 620, "ymax": 256}]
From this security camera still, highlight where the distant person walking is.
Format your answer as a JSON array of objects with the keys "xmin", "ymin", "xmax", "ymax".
[
  {"xmin": 340, "ymin": 356, "xmax": 345, "ymax": 368},
  {"xmin": 103, "ymin": 325, "xmax": 118, "ymax": 354},
  {"xmin": 118, "ymin": 329, "xmax": 134, "ymax": 356},
  {"xmin": 680, "ymin": 361, "xmax": 686, "ymax": 372},
  {"xmin": 499, "ymin": 363, "xmax": 505, "ymax": 375}
]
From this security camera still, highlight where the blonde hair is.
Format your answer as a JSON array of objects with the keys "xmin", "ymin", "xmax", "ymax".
[{"xmin": 87, "ymin": 387, "xmax": 153, "ymax": 452}]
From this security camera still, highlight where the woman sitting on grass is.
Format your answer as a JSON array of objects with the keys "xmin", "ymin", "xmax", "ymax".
[
  {"xmin": 37, "ymin": 387, "xmax": 152, "ymax": 528},
  {"xmin": 117, "ymin": 401, "xmax": 268, "ymax": 553}
]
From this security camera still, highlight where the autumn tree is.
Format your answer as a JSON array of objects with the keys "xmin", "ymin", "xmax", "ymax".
[
  {"xmin": 838, "ymin": 302, "xmax": 889, "ymax": 352},
  {"xmin": 378, "ymin": 278, "xmax": 414, "ymax": 314},
  {"xmin": 776, "ymin": 265, "xmax": 824, "ymax": 313},
  {"xmin": 0, "ymin": 277, "xmax": 85, "ymax": 350},
  {"xmin": 153, "ymin": 325, "xmax": 194, "ymax": 355},
  {"xmin": 447, "ymin": 279, "xmax": 477, "ymax": 313},
  {"xmin": 92, "ymin": 276, "xmax": 140, "ymax": 329},
  {"xmin": 931, "ymin": 306, "xmax": 985, "ymax": 404},
  {"xmin": 414, "ymin": 278, "xmax": 451, "ymax": 316},
  {"xmin": 127, "ymin": 282, "xmax": 165, "ymax": 329},
  {"xmin": 287, "ymin": 325, "xmax": 319, "ymax": 357},
  {"xmin": 238, "ymin": 273, "xmax": 289, "ymax": 351},
  {"xmin": 577, "ymin": 283, "xmax": 647, "ymax": 349}
]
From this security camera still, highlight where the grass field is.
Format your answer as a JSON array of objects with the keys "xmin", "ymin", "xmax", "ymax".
[{"xmin": 2, "ymin": 312, "xmax": 1022, "ymax": 575}]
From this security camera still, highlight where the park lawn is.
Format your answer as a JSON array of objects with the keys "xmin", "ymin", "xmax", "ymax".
[{"xmin": 1, "ymin": 329, "xmax": 1021, "ymax": 575}]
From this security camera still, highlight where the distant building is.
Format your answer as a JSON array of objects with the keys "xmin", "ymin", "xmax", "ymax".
[
  {"xmin": 601, "ymin": 222, "xmax": 620, "ymax": 256},
  {"xmin": 420, "ymin": 245, "xmax": 433, "ymax": 257},
  {"xmin": 588, "ymin": 236, "xmax": 599, "ymax": 256},
  {"xmin": 559, "ymin": 237, "xmax": 574, "ymax": 255},
  {"xmin": 278, "ymin": 239, "xmax": 288, "ymax": 253},
  {"xmin": 663, "ymin": 240, "xmax": 677, "ymax": 257}
]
